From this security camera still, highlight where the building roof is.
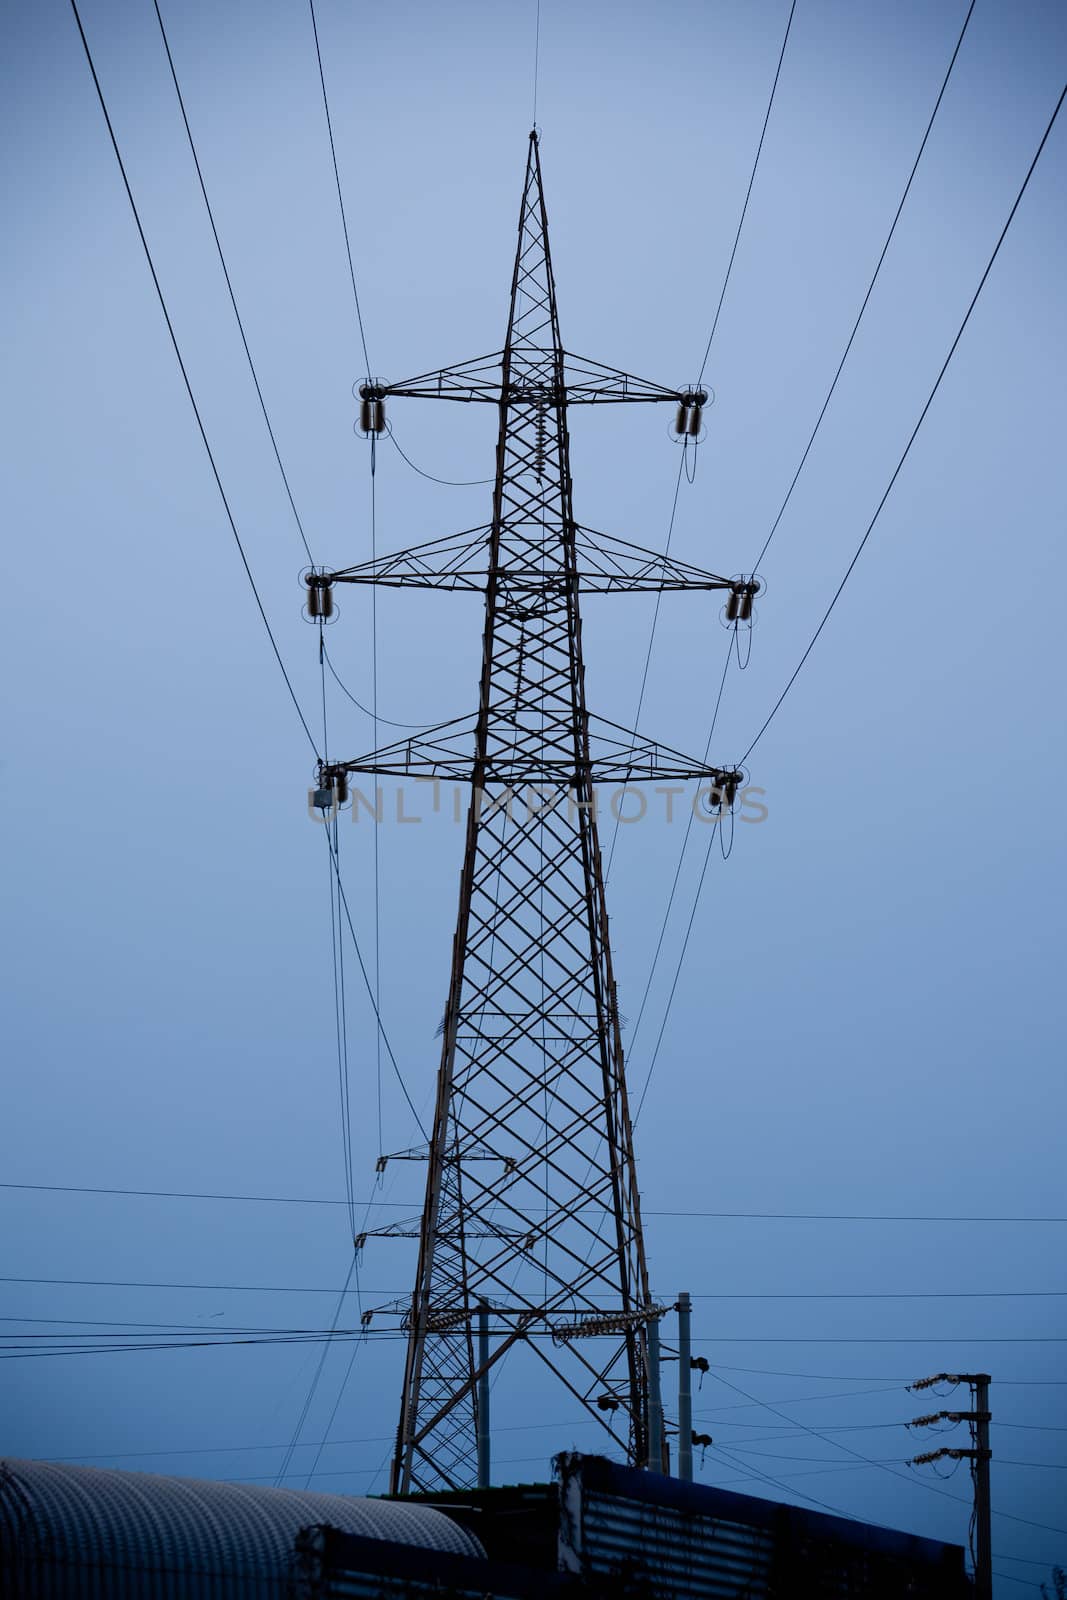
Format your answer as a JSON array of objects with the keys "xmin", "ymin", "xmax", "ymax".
[{"xmin": 0, "ymin": 1457, "xmax": 484, "ymax": 1596}]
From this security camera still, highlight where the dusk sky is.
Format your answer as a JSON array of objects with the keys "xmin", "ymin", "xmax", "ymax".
[{"xmin": 3, "ymin": 1, "xmax": 1066, "ymax": 1592}]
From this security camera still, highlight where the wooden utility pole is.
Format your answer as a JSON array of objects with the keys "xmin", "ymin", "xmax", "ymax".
[{"xmin": 909, "ymin": 1371, "xmax": 992, "ymax": 1600}]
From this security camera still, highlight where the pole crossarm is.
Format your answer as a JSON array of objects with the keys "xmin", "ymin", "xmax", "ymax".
[
  {"xmin": 321, "ymin": 523, "xmax": 737, "ymax": 595},
  {"xmin": 368, "ymin": 349, "xmax": 689, "ymax": 407},
  {"xmin": 321, "ymin": 711, "xmax": 740, "ymax": 787}
]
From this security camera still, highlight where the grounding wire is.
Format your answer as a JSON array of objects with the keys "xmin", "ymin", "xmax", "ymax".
[
  {"xmin": 532, "ymin": 0, "xmax": 541, "ymax": 127},
  {"xmin": 69, "ymin": 0, "xmax": 318, "ymax": 758},
  {"xmin": 741, "ymin": 78, "xmax": 1067, "ymax": 767},
  {"xmin": 308, "ymin": 0, "xmax": 371, "ymax": 376},
  {"xmin": 696, "ymin": 0, "xmax": 798, "ymax": 385},
  {"xmin": 751, "ymin": 0, "xmax": 977, "ymax": 573},
  {"xmin": 152, "ymin": 0, "xmax": 314, "ymax": 565}
]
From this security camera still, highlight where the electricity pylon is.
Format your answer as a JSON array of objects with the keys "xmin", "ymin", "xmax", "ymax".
[{"xmin": 314, "ymin": 132, "xmax": 753, "ymax": 1494}]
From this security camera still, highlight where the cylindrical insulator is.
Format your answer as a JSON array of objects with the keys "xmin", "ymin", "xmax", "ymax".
[
  {"xmin": 307, "ymin": 580, "xmax": 334, "ymax": 619},
  {"xmin": 359, "ymin": 397, "xmax": 385, "ymax": 435},
  {"xmin": 332, "ymin": 772, "xmax": 349, "ymax": 807},
  {"xmin": 738, "ymin": 587, "xmax": 753, "ymax": 622},
  {"xmin": 675, "ymin": 401, "xmax": 690, "ymax": 436},
  {"xmin": 724, "ymin": 775, "xmax": 739, "ymax": 808},
  {"xmin": 725, "ymin": 589, "xmax": 741, "ymax": 622},
  {"xmin": 686, "ymin": 403, "xmax": 703, "ymax": 437}
]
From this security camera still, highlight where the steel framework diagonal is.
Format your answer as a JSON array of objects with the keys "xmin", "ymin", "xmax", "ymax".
[{"xmin": 313, "ymin": 133, "xmax": 755, "ymax": 1494}]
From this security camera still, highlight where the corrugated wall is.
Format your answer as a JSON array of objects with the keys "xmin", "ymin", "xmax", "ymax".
[{"xmin": 0, "ymin": 1459, "xmax": 484, "ymax": 1600}]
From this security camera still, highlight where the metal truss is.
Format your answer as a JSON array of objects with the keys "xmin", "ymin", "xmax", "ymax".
[
  {"xmin": 320, "ymin": 132, "xmax": 747, "ymax": 1495},
  {"xmin": 362, "ymin": 349, "xmax": 693, "ymax": 406},
  {"xmin": 322, "ymin": 524, "xmax": 740, "ymax": 595}
]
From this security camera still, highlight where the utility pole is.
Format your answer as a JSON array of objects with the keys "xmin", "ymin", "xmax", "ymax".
[
  {"xmin": 677, "ymin": 1293, "xmax": 693, "ymax": 1483},
  {"xmin": 908, "ymin": 1371, "xmax": 991, "ymax": 1600},
  {"xmin": 646, "ymin": 1313, "xmax": 665, "ymax": 1473},
  {"xmin": 476, "ymin": 1298, "xmax": 490, "ymax": 1489},
  {"xmin": 313, "ymin": 132, "xmax": 754, "ymax": 1494}
]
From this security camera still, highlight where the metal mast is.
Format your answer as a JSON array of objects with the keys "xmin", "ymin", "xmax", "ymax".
[{"xmin": 314, "ymin": 132, "xmax": 753, "ymax": 1494}]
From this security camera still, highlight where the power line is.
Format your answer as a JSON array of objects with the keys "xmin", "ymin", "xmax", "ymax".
[
  {"xmin": 274, "ymin": 1254, "xmax": 358, "ymax": 1486},
  {"xmin": 68, "ymin": 0, "xmax": 319, "ymax": 759},
  {"xmin": 325, "ymin": 825, "xmax": 428, "ymax": 1140},
  {"xmin": 151, "ymin": 0, "xmax": 314, "ymax": 565},
  {"xmin": 742, "ymin": 78, "xmax": 1067, "ymax": 765},
  {"xmin": 629, "ymin": 76, "xmax": 1067, "ymax": 1088},
  {"xmin": 5, "ymin": 1181, "xmax": 1065, "ymax": 1223},
  {"xmin": 708, "ymin": 1368, "xmax": 1067, "ymax": 1541},
  {"xmin": 696, "ymin": 0, "xmax": 798, "ymax": 384},
  {"xmin": 751, "ymin": 0, "xmax": 976, "ymax": 571},
  {"xmin": 3, "ymin": 1278, "xmax": 1062, "ymax": 1299},
  {"xmin": 307, "ymin": 0, "xmax": 371, "ymax": 376}
]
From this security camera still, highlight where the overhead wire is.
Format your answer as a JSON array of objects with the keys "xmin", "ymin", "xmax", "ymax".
[
  {"xmin": 606, "ymin": 0, "xmax": 797, "ymax": 885},
  {"xmin": 603, "ymin": 448, "xmax": 688, "ymax": 880},
  {"xmin": 629, "ymin": 75, "xmax": 1067, "ymax": 1125},
  {"xmin": 151, "ymin": 0, "xmax": 314, "ymax": 565},
  {"xmin": 325, "ymin": 824, "xmax": 428, "ymax": 1140},
  {"xmin": 625, "ymin": 638, "xmax": 732, "ymax": 1095},
  {"xmin": 741, "ymin": 78, "xmax": 1066, "ymax": 766},
  {"xmin": 5, "ymin": 1182, "xmax": 1067, "ymax": 1223},
  {"xmin": 68, "ymin": 0, "xmax": 318, "ymax": 758},
  {"xmin": 385, "ymin": 422, "xmax": 495, "ymax": 487},
  {"xmin": 696, "ymin": 0, "xmax": 797, "ymax": 385},
  {"xmin": 322, "ymin": 643, "xmax": 428, "ymax": 728},
  {"xmin": 707, "ymin": 1367, "xmax": 1067, "ymax": 1540},
  {"xmin": 751, "ymin": 0, "xmax": 977, "ymax": 572},
  {"xmin": 5, "ymin": 1276, "xmax": 1063, "ymax": 1299},
  {"xmin": 273, "ymin": 1253, "xmax": 358, "ymax": 1487},
  {"xmin": 307, "ymin": 0, "xmax": 371, "ymax": 375}
]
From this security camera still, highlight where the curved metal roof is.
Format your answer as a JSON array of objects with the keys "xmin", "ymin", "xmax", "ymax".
[{"xmin": 0, "ymin": 1457, "xmax": 484, "ymax": 1596}]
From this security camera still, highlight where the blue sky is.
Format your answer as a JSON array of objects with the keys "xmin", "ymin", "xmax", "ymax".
[{"xmin": 2, "ymin": 1, "xmax": 1066, "ymax": 1590}]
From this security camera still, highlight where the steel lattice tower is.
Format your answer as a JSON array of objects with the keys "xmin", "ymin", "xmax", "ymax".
[{"xmin": 315, "ymin": 133, "xmax": 750, "ymax": 1493}]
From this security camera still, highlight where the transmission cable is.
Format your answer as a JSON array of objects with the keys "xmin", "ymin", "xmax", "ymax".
[
  {"xmin": 69, "ymin": 0, "xmax": 318, "ymax": 758},
  {"xmin": 325, "ymin": 825, "xmax": 428, "ymax": 1140},
  {"xmin": 696, "ymin": 0, "xmax": 798, "ymax": 385},
  {"xmin": 629, "ymin": 1, "xmax": 982, "ymax": 1122},
  {"xmin": 604, "ymin": 448, "xmax": 687, "ymax": 880},
  {"xmin": 274, "ymin": 1252, "xmax": 358, "ymax": 1486},
  {"xmin": 631, "ymin": 78, "xmax": 1067, "ymax": 1107},
  {"xmin": 708, "ymin": 1367, "xmax": 1067, "ymax": 1539},
  {"xmin": 633, "ymin": 3, "xmax": 985, "ymax": 1126},
  {"xmin": 152, "ymin": 0, "xmax": 314, "ymax": 565},
  {"xmin": 625, "ymin": 638, "xmax": 731, "ymax": 1070},
  {"xmin": 742, "ymin": 79, "xmax": 1066, "ymax": 766},
  {"xmin": 752, "ymin": 0, "xmax": 976, "ymax": 572},
  {"xmin": 308, "ymin": 0, "xmax": 371, "ymax": 376},
  {"xmin": 7, "ymin": 1182, "xmax": 1067, "ymax": 1223}
]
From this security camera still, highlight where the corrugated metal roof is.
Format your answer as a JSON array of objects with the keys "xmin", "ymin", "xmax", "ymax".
[{"xmin": 0, "ymin": 1457, "xmax": 484, "ymax": 1598}]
